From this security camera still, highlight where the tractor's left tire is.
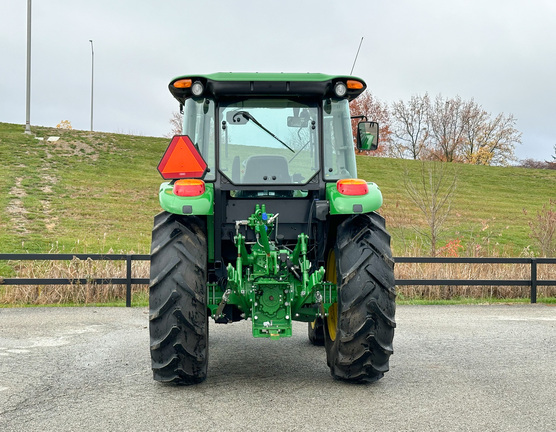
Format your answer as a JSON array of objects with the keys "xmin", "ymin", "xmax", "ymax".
[
  {"xmin": 308, "ymin": 318, "xmax": 325, "ymax": 346},
  {"xmin": 149, "ymin": 212, "xmax": 208, "ymax": 385},
  {"xmin": 324, "ymin": 213, "xmax": 396, "ymax": 383}
]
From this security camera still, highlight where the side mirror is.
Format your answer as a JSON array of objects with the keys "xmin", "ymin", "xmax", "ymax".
[{"xmin": 356, "ymin": 121, "xmax": 379, "ymax": 151}]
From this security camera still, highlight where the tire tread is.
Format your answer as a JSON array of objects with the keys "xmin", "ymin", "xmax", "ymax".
[
  {"xmin": 325, "ymin": 213, "xmax": 396, "ymax": 383},
  {"xmin": 149, "ymin": 212, "xmax": 208, "ymax": 385}
]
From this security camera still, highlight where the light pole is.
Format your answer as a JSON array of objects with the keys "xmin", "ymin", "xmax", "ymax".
[
  {"xmin": 24, "ymin": 0, "xmax": 32, "ymax": 134},
  {"xmin": 89, "ymin": 39, "xmax": 94, "ymax": 132}
]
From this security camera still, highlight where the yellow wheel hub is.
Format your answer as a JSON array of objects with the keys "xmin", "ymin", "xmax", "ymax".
[
  {"xmin": 325, "ymin": 249, "xmax": 338, "ymax": 342},
  {"xmin": 327, "ymin": 302, "xmax": 338, "ymax": 341}
]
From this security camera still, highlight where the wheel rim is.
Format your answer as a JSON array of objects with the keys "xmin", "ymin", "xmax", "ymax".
[
  {"xmin": 327, "ymin": 302, "xmax": 338, "ymax": 341},
  {"xmin": 325, "ymin": 249, "xmax": 338, "ymax": 341}
]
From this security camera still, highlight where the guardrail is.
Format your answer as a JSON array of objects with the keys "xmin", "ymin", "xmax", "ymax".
[{"xmin": 1, "ymin": 254, "xmax": 555, "ymax": 306}]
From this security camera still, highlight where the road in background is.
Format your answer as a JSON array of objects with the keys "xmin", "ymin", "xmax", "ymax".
[{"xmin": 0, "ymin": 305, "xmax": 554, "ymax": 431}]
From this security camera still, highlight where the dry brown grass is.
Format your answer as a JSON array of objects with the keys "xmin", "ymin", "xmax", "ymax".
[
  {"xmin": 0, "ymin": 258, "xmax": 149, "ymax": 305},
  {"xmin": 395, "ymin": 261, "xmax": 556, "ymax": 300},
  {"xmin": 1, "ymin": 256, "xmax": 554, "ymax": 305}
]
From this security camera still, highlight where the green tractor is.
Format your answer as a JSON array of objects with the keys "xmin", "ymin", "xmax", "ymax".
[{"xmin": 149, "ymin": 73, "xmax": 396, "ymax": 384}]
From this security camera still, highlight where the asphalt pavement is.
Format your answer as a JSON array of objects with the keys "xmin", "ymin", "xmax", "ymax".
[{"xmin": 0, "ymin": 305, "xmax": 555, "ymax": 432}]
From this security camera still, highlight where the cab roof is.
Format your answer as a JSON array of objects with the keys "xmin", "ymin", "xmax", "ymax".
[{"xmin": 168, "ymin": 72, "xmax": 367, "ymax": 104}]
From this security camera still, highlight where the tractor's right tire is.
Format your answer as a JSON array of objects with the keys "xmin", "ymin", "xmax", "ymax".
[
  {"xmin": 149, "ymin": 212, "xmax": 208, "ymax": 385},
  {"xmin": 324, "ymin": 212, "xmax": 396, "ymax": 383},
  {"xmin": 308, "ymin": 318, "xmax": 325, "ymax": 346}
]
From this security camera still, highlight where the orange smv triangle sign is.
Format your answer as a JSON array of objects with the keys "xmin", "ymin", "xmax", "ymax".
[{"xmin": 158, "ymin": 135, "xmax": 207, "ymax": 179}]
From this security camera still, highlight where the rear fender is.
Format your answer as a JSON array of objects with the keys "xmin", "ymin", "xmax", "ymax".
[
  {"xmin": 326, "ymin": 181, "xmax": 382, "ymax": 215},
  {"xmin": 158, "ymin": 182, "xmax": 214, "ymax": 215}
]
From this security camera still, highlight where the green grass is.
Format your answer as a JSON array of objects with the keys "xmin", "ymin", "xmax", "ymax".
[
  {"xmin": 358, "ymin": 157, "xmax": 556, "ymax": 255},
  {"xmin": 0, "ymin": 123, "xmax": 164, "ymax": 254},
  {"xmin": 1, "ymin": 121, "xmax": 555, "ymax": 258}
]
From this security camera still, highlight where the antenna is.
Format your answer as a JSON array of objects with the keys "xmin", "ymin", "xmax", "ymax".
[{"xmin": 350, "ymin": 37, "xmax": 364, "ymax": 75}]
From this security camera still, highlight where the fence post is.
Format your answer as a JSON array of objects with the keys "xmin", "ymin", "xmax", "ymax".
[
  {"xmin": 530, "ymin": 258, "xmax": 537, "ymax": 304},
  {"xmin": 126, "ymin": 255, "xmax": 132, "ymax": 307}
]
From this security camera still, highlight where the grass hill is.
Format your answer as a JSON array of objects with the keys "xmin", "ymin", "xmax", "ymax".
[
  {"xmin": 1, "ymin": 122, "xmax": 555, "ymax": 257},
  {"xmin": 360, "ymin": 157, "xmax": 556, "ymax": 256}
]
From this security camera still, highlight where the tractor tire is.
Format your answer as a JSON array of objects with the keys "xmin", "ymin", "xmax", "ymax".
[
  {"xmin": 308, "ymin": 318, "xmax": 325, "ymax": 346},
  {"xmin": 149, "ymin": 212, "xmax": 208, "ymax": 385},
  {"xmin": 324, "ymin": 212, "xmax": 396, "ymax": 383}
]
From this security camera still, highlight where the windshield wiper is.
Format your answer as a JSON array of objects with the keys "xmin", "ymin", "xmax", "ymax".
[{"xmin": 236, "ymin": 111, "xmax": 295, "ymax": 153}]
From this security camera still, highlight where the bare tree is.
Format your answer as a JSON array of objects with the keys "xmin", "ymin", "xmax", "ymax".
[
  {"xmin": 390, "ymin": 93, "xmax": 430, "ymax": 159},
  {"xmin": 428, "ymin": 95, "xmax": 467, "ymax": 162},
  {"xmin": 404, "ymin": 161, "xmax": 458, "ymax": 256},
  {"xmin": 456, "ymin": 100, "xmax": 520, "ymax": 165},
  {"xmin": 525, "ymin": 199, "xmax": 556, "ymax": 257},
  {"xmin": 474, "ymin": 112, "xmax": 520, "ymax": 165},
  {"xmin": 549, "ymin": 144, "xmax": 556, "ymax": 169},
  {"xmin": 519, "ymin": 159, "xmax": 549, "ymax": 169},
  {"xmin": 350, "ymin": 91, "xmax": 392, "ymax": 156},
  {"xmin": 390, "ymin": 93, "xmax": 520, "ymax": 165},
  {"xmin": 165, "ymin": 111, "xmax": 183, "ymax": 138},
  {"xmin": 460, "ymin": 99, "xmax": 488, "ymax": 162}
]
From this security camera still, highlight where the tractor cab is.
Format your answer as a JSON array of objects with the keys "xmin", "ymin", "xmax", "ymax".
[{"xmin": 158, "ymin": 73, "xmax": 381, "ymax": 272}]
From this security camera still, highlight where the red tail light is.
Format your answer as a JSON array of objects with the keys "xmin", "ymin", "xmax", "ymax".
[
  {"xmin": 173, "ymin": 179, "xmax": 205, "ymax": 197},
  {"xmin": 336, "ymin": 179, "xmax": 369, "ymax": 196}
]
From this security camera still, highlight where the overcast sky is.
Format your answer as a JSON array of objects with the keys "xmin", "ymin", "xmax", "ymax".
[{"xmin": 2, "ymin": 0, "xmax": 555, "ymax": 161}]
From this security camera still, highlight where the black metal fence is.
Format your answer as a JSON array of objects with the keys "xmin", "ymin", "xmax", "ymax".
[
  {"xmin": 395, "ymin": 257, "xmax": 556, "ymax": 303},
  {"xmin": 0, "ymin": 253, "xmax": 150, "ymax": 307},
  {"xmin": 1, "ymin": 254, "xmax": 555, "ymax": 306}
]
